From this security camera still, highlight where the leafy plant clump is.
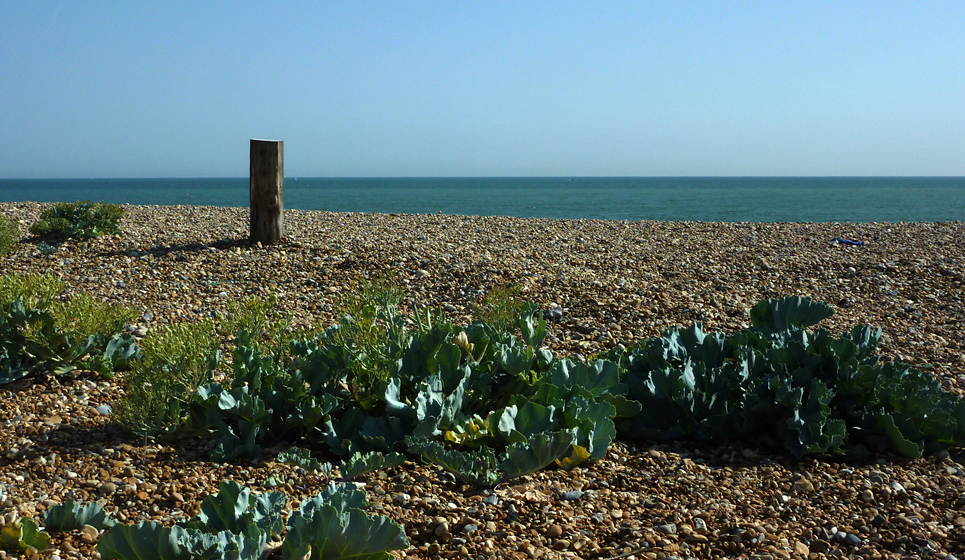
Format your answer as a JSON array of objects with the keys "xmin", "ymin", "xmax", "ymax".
[
  {"xmin": 472, "ymin": 283, "xmax": 525, "ymax": 333},
  {"xmin": 120, "ymin": 284, "xmax": 965, "ymax": 486},
  {"xmin": 44, "ymin": 499, "xmax": 117, "ymax": 532},
  {"xmin": 95, "ymin": 480, "xmax": 408, "ymax": 560},
  {"xmin": 0, "ymin": 273, "xmax": 140, "ymax": 385},
  {"xmin": 113, "ymin": 319, "xmax": 220, "ymax": 437},
  {"xmin": 0, "ymin": 215, "xmax": 18, "ymax": 255},
  {"xmin": 175, "ymin": 288, "xmax": 632, "ymax": 484},
  {"xmin": 614, "ymin": 296, "xmax": 965, "ymax": 459},
  {"xmin": 330, "ymin": 274, "xmax": 408, "ymax": 387},
  {"xmin": 29, "ymin": 200, "xmax": 124, "ymax": 240}
]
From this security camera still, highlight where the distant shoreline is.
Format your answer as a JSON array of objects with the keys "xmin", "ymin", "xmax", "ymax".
[{"xmin": 2, "ymin": 177, "xmax": 964, "ymax": 222}]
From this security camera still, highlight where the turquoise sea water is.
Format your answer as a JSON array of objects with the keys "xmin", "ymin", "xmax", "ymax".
[{"xmin": 1, "ymin": 177, "xmax": 963, "ymax": 222}]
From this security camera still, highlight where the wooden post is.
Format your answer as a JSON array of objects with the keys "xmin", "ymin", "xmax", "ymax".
[{"xmin": 249, "ymin": 139, "xmax": 284, "ymax": 245}]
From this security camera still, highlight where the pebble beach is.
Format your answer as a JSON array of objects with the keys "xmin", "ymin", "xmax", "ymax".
[{"xmin": 2, "ymin": 201, "xmax": 965, "ymax": 559}]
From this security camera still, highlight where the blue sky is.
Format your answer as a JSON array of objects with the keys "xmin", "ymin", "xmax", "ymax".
[{"xmin": 2, "ymin": 2, "xmax": 963, "ymax": 178}]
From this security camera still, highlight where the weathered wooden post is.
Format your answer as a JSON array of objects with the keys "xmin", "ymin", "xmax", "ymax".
[{"xmin": 249, "ymin": 139, "xmax": 284, "ymax": 245}]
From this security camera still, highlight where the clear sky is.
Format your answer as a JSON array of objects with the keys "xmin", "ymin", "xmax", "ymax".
[{"xmin": 2, "ymin": 2, "xmax": 963, "ymax": 178}]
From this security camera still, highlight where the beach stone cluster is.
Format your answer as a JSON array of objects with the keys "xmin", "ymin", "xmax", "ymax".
[{"xmin": 1, "ymin": 202, "xmax": 964, "ymax": 559}]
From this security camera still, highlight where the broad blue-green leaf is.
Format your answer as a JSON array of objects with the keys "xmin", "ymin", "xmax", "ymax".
[
  {"xmin": 341, "ymin": 451, "xmax": 406, "ymax": 481},
  {"xmin": 383, "ymin": 378, "xmax": 412, "ymax": 417},
  {"xmin": 518, "ymin": 303, "xmax": 547, "ymax": 349},
  {"xmin": 44, "ymin": 498, "xmax": 117, "ymax": 532},
  {"xmin": 543, "ymin": 359, "xmax": 620, "ymax": 397},
  {"xmin": 277, "ymin": 446, "xmax": 322, "ymax": 471},
  {"xmin": 597, "ymin": 392, "xmax": 642, "ymax": 418},
  {"xmin": 101, "ymin": 332, "xmax": 142, "ymax": 371},
  {"xmin": 99, "ymin": 522, "xmax": 262, "ymax": 560},
  {"xmin": 195, "ymin": 480, "xmax": 251, "ymax": 535},
  {"xmin": 358, "ymin": 414, "xmax": 413, "ymax": 452},
  {"xmin": 282, "ymin": 506, "xmax": 408, "ymax": 560},
  {"xmin": 326, "ymin": 408, "xmax": 367, "ymax": 456},
  {"xmin": 431, "ymin": 341, "xmax": 470, "ymax": 394},
  {"xmin": 507, "ymin": 400, "xmax": 561, "ymax": 438},
  {"xmin": 405, "ymin": 437, "xmax": 500, "ymax": 487},
  {"xmin": 563, "ymin": 394, "xmax": 617, "ymax": 458},
  {"xmin": 500, "ymin": 429, "xmax": 579, "ymax": 480},
  {"xmin": 0, "ymin": 517, "xmax": 50, "ymax": 553},
  {"xmin": 496, "ymin": 343, "xmax": 535, "ymax": 376},
  {"xmin": 250, "ymin": 491, "xmax": 289, "ymax": 538},
  {"xmin": 876, "ymin": 413, "xmax": 923, "ymax": 458},
  {"xmin": 750, "ymin": 296, "xmax": 834, "ymax": 334},
  {"xmin": 412, "ymin": 372, "xmax": 468, "ymax": 438},
  {"xmin": 98, "ymin": 523, "xmax": 197, "ymax": 560},
  {"xmin": 210, "ymin": 422, "xmax": 262, "ymax": 461},
  {"xmin": 293, "ymin": 484, "xmax": 369, "ymax": 524}
]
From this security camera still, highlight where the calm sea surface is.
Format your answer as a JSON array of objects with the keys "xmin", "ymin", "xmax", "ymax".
[{"xmin": 1, "ymin": 177, "xmax": 963, "ymax": 222}]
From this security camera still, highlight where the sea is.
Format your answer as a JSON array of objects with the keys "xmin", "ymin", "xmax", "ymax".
[{"xmin": 0, "ymin": 177, "xmax": 963, "ymax": 223}]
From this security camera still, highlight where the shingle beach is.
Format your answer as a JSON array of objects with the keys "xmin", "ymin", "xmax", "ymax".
[{"xmin": 2, "ymin": 202, "xmax": 965, "ymax": 559}]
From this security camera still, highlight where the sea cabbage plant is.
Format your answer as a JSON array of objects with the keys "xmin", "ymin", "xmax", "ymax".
[
  {"xmin": 44, "ymin": 498, "xmax": 117, "ymax": 532},
  {"xmin": 0, "ymin": 273, "xmax": 140, "ymax": 385},
  {"xmin": 616, "ymin": 296, "xmax": 965, "ymax": 459},
  {"xmin": 29, "ymin": 200, "xmax": 124, "ymax": 240},
  {"xmin": 125, "ymin": 285, "xmax": 965, "ymax": 489},
  {"xmin": 96, "ymin": 481, "xmax": 407, "ymax": 560}
]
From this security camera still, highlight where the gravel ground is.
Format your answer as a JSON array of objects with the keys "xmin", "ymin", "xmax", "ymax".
[{"xmin": 1, "ymin": 202, "xmax": 965, "ymax": 560}]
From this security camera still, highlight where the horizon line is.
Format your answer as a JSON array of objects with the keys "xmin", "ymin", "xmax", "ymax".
[{"xmin": 3, "ymin": 174, "xmax": 965, "ymax": 181}]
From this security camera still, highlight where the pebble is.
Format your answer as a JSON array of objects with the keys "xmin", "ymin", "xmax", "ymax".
[
  {"xmin": 97, "ymin": 482, "xmax": 117, "ymax": 496},
  {"xmin": 844, "ymin": 533, "xmax": 862, "ymax": 546},
  {"xmin": 79, "ymin": 524, "xmax": 99, "ymax": 544}
]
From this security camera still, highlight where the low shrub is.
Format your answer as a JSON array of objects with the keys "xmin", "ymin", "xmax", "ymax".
[
  {"xmin": 472, "ymin": 284, "xmax": 525, "ymax": 333},
  {"xmin": 0, "ymin": 273, "xmax": 139, "ymax": 384},
  {"xmin": 331, "ymin": 274, "xmax": 408, "ymax": 387},
  {"xmin": 612, "ymin": 296, "xmax": 965, "ymax": 459},
  {"xmin": 34, "ymin": 480, "xmax": 409, "ymax": 560},
  {"xmin": 0, "ymin": 272, "xmax": 65, "ymax": 309},
  {"xmin": 113, "ymin": 319, "xmax": 220, "ymax": 437},
  {"xmin": 29, "ymin": 201, "xmax": 124, "ymax": 240},
  {"xmin": 218, "ymin": 292, "xmax": 297, "ymax": 360},
  {"xmin": 0, "ymin": 215, "xmax": 18, "ymax": 254}
]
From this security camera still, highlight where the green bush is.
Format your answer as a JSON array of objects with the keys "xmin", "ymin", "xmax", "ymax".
[
  {"xmin": 0, "ymin": 273, "xmax": 65, "ymax": 310},
  {"xmin": 1, "ymin": 273, "xmax": 140, "ymax": 384},
  {"xmin": 0, "ymin": 216, "xmax": 18, "ymax": 254},
  {"xmin": 0, "ymin": 274, "xmax": 138, "ymax": 349},
  {"xmin": 472, "ymin": 284, "xmax": 525, "ymax": 333},
  {"xmin": 218, "ymin": 292, "xmax": 296, "ymax": 358},
  {"xmin": 113, "ymin": 319, "xmax": 220, "ymax": 437},
  {"xmin": 58, "ymin": 293, "xmax": 139, "ymax": 345},
  {"xmin": 29, "ymin": 201, "xmax": 124, "ymax": 240},
  {"xmin": 331, "ymin": 275, "xmax": 408, "ymax": 387},
  {"xmin": 614, "ymin": 296, "xmax": 965, "ymax": 459}
]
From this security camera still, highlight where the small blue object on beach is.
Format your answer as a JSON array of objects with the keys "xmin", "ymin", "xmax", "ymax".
[{"xmin": 831, "ymin": 237, "xmax": 865, "ymax": 246}]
